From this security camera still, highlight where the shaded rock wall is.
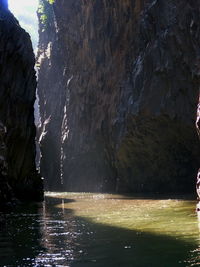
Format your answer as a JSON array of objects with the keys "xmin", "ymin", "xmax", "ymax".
[
  {"xmin": 0, "ymin": 2, "xmax": 43, "ymax": 207},
  {"xmin": 38, "ymin": 0, "xmax": 200, "ymax": 193}
]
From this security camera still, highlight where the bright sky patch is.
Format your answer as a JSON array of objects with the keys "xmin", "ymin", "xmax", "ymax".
[{"xmin": 8, "ymin": 0, "xmax": 39, "ymax": 52}]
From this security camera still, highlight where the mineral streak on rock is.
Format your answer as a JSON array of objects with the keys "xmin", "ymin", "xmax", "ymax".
[
  {"xmin": 38, "ymin": 0, "xmax": 200, "ymax": 193},
  {"xmin": 0, "ymin": 1, "xmax": 43, "ymax": 208},
  {"xmin": 196, "ymin": 97, "xmax": 200, "ymax": 198}
]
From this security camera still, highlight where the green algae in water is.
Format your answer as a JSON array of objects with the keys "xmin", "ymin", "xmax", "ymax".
[
  {"xmin": 49, "ymin": 193, "xmax": 198, "ymax": 237},
  {"xmin": 0, "ymin": 193, "xmax": 200, "ymax": 266}
]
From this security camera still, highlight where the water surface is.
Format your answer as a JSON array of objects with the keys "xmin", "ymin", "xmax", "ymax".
[{"xmin": 0, "ymin": 193, "xmax": 200, "ymax": 266}]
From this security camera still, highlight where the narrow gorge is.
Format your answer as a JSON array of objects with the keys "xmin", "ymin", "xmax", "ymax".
[
  {"xmin": 1, "ymin": 1, "xmax": 200, "ymax": 266},
  {"xmin": 37, "ymin": 0, "xmax": 200, "ymax": 194}
]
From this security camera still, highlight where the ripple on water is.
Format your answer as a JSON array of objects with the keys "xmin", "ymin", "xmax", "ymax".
[{"xmin": 0, "ymin": 193, "xmax": 199, "ymax": 267}]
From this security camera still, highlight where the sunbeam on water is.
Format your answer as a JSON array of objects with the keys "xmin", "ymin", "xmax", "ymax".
[
  {"xmin": 0, "ymin": 193, "xmax": 200, "ymax": 267},
  {"xmin": 8, "ymin": 0, "xmax": 38, "ymax": 51}
]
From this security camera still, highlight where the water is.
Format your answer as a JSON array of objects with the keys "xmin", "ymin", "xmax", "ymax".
[{"xmin": 0, "ymin": 193, "xmax": 200, "ymax": 267}]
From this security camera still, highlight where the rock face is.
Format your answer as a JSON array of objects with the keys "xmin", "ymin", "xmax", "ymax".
[
  {"xmin": 0, "ymin": 1, "xmax": 43, "ymax": 208},
  {"xmin": 38, "ymin": 0, "xmax": 200, "ymax": 193}
]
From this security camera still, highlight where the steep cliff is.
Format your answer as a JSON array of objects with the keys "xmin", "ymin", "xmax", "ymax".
[
  {"xmin": 38, "ymin": 0, "xmax": 200, "ymax": 193},
  {"xmin": 0, "ymin": 1, "xmax": 43, "ymax": 208}
]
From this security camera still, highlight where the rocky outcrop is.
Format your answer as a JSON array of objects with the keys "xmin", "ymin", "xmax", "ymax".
[
  {"xmin": 0, "ymin": 1, "xmax": 43, "ymax": 208},
  {"xmin": 196, "ymin": 98, "xmax": 200, "ymax": 198},
  {"xmin": 38, "ymin": 0, "xmax": 200, "ymax": 193}
]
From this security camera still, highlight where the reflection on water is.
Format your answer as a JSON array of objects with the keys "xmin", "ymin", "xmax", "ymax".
[{"xmin": 0, "ymin": 193, "xmax": 200, "ymax": 266}]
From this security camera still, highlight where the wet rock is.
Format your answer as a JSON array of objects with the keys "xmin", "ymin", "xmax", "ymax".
[
  {"xmin": 38, "ymin": 0, "xmax": 200, "ymax": 193},
  {"xmin": 196, "ymin": 98, "xmax": 200, "ymax": 198}
]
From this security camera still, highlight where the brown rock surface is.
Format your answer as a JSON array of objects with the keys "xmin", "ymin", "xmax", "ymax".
[{"xmin": 38, "ymin": 0, "xmax": 200, "ymax": 193}]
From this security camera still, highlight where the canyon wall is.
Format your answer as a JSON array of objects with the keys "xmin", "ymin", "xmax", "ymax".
[
  {"xmin": 0, "ymin": 1, "xmax": 43, "ymax": 208},
  {"xmin": 38, "ymin": 0, "xmax": 200, "ymax": 193}
]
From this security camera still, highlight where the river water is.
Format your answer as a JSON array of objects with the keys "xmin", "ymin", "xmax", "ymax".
[{"xmin": 0, "ymin": 193, "xmax": 200, "ymax": 267}]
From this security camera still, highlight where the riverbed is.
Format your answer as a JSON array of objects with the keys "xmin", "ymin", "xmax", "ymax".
[{"xmin": 0, "ymin": 193, "xmax": 200, "ymax": 266}]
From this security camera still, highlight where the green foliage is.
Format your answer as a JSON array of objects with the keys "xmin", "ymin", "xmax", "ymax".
[
  {"xmin": 40, "ymin": 14, "xmax": 48, "ymax": 25},
  {"xmin": 38, "ymin": 0, "xmax": 55, "ymax": 29}
]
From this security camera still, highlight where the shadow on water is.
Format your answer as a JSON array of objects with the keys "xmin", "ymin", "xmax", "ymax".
[
  {"xmin": 0, "ymin": 202, "xmax": 44, "ymax": 267},
  {"xmin": 0, "ymin": 195, "xmax": 200, "ymax": 267}
]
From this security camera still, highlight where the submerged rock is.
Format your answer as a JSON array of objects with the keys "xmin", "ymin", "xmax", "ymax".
[
  {"xmin": 38, "ymin": 0, "xmax": 200, "ymax": 193},
  {"xmin": 0, "ymin": 1, "xmax": 43, "ymax": 208}
]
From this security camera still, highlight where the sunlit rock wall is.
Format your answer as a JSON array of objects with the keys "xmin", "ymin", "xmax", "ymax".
[
  {"xmin": 0, "ymin": 2, "xmax": 43, "ymax": 207},
  {"xmin": 38, "ymin": 0, "xmax": 200, "ymax": 193}
]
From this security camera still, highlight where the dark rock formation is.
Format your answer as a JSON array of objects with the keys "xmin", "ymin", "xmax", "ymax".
[
  {"xmin": 38, "ymin": 0, "xmax": 200, "ymax": 193},
  {"xmin": 0, "ymin": 1, "xmax": 43, "ymax": 208},
  {"xmin": 196, "ymin": 99, "xmax": 200, "ymax": 198}
]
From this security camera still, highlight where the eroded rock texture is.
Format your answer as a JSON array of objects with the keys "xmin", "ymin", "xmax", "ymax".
[
  {"xmin": 38, "ymin": 0, "xmax": 200, "ymax": 193},
  {"xmin": 0, "ymin": 1, "xmax": 43, "ymax": 207}
]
